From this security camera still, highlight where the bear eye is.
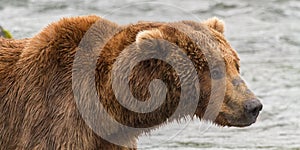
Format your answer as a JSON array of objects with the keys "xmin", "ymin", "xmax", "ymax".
[
  {"xmin": 235, "ymin": 63, "xmax": 240, "ymax": 73},
  {"xmin": 211, "ymin": 67, "xmax": 224, "ymax": 80}
]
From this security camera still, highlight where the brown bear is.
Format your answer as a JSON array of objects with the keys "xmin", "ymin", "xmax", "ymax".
[{"xmin": 0, "ymin": 15, "xmax": 262, "ymax": 149}]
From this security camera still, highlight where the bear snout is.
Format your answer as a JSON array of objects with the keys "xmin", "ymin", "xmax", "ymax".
[{"xmin": 243, "ymin": 99, "xmax": 263, "ymax": 120}]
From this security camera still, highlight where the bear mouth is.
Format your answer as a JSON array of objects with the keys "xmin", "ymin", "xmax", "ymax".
[
  {"xmin": 228, "ymin": 119, "xmax": 257, "ymax": 127},
  {"xmin": 214, "ymin": 113, "xmax": 259, "ymax": 127}
]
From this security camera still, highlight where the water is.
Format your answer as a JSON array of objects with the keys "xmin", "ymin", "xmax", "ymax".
[{"xmin": 1, "ymin": 0, "xmax": 300, "ymax": 149}]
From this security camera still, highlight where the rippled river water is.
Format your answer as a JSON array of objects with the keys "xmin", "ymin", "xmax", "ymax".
[{"xmin": 1, "ymin": 0, "xmax": 300, "ymax": 149}]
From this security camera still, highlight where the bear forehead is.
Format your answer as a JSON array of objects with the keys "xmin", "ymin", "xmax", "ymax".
[
  {"xmin": 132, "ymin": 21, "xmax": 240, "ymax": 64},
  {"xmin": 172, "ymin": 21, "xmax": 240, "ymax": 68}
]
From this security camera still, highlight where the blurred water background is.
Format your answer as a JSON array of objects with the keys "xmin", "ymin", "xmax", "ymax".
[{"xmin": 1, "ymin": 0, "xmax": 300, "ymax": 149}]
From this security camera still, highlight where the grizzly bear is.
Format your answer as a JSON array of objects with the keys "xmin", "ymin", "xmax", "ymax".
[{"xmin": 0, "ymin": 15, "xmax": 262, "ymax": 149}]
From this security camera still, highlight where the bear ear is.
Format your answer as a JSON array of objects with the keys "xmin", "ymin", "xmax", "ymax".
[
  {"xmin": 202, "ymin": 17, "xmax": 225, "ymax": 34},
  {"xmin": 136, "ymin": 29, "xmax": 164, "ymax": 44}
]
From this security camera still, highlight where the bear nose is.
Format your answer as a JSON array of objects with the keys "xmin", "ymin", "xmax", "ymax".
[{"xmin": 243, "ymin": 99, "xmax": 263, "ymax": 118}]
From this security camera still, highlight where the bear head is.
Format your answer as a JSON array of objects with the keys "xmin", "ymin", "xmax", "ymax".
[{"xmin": 88, "ymin": 17, "xmax": 263, "ymax": 128}]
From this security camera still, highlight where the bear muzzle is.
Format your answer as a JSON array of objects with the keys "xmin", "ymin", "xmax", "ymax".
[{"xmin": 243, "ymin": 98, "xmax": 263, "ymax": 122}]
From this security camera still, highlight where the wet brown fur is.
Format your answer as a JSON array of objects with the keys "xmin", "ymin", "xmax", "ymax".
[{"xmin": 0, "ymin": 15, "xmax": 257, "ymax": 149}]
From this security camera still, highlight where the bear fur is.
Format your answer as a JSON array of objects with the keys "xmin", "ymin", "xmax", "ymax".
[{"xmin": 0, "ymin": 15, "xmax": 261, "ymax": 149}]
